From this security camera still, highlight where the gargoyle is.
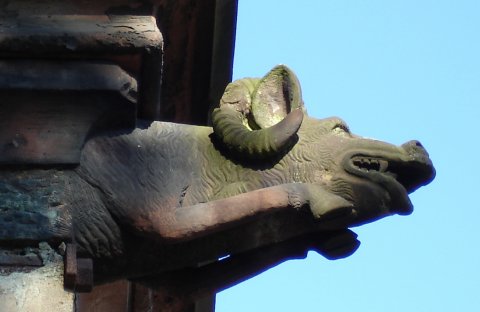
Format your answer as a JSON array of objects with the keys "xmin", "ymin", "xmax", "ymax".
[{"xmin": 0, "ymin": 66, "xmax": 435, "ymax": 295}]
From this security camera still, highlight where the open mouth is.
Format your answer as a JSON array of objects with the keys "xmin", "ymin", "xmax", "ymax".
[
  {"xmin": 352, "ymin": 157, "xmax": 389, "ymax": 176},
  {"xmin": 338, "ymin": 140, "xmax": 435, "ymax": 221},
  {"xmin": 345, "ymin": 154, "xmax": 434, "ymax": 215},
  {"xmin": 350, "ymin": 155, "xmax": 433, "ymax": 194}
]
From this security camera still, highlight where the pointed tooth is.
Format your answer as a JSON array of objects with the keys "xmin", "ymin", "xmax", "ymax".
[{"xmin": 378, "ymin": 159, "xmax": 388, "ymax": 172}]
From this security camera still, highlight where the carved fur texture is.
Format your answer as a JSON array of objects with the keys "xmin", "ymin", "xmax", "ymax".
[{"xmin": 0, "ymin": 66, "xmax": 435, "ymax": 285}]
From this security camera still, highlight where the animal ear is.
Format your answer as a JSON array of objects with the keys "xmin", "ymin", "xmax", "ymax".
[{"xmin": 251, "ymin": 65, "xmax": 305, "ymax": 129}]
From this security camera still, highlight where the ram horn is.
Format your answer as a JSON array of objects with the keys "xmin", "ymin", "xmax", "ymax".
[{"xmin": 212, "ymin": 106, "xmax": 304, "ymax": 160}]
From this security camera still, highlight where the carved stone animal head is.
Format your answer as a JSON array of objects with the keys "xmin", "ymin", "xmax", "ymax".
[
  {"xmin": 67, "ymin": 65, "xmax": 435, "ymax": 290},
  {"xmin": 211, "ymin": 65, "xmax": 435, "ymax": 227}
]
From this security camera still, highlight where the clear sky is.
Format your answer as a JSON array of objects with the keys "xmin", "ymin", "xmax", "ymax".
[{"xmin": 216, "ymin": 1, "xmax": 479, "ymax": 311}]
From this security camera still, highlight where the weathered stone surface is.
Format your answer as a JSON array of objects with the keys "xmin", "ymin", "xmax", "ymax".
[
  {"xmin": 76, "ymin": 280, "xmax": 130, "ymax": 312},
  {"xmin": 0, "ymin": 13, "xmax": 162, "ymax": 121},
  {"xmin": 0, "ymin": 61, "xmax": 137, "ymax": 165},
  {"xmin": 0, "ymin": 264, "xmax": 74, "ymax": 312},
  {"xmin": 0, "ymin": 244, "xmax": 74, "ymax": 312},
  {"xmin": 0, "ymin": 170, "xmax": 71, "ymax": 245},
  {"xmin": 0, "ymin": 66, "xmax": 435, "ymax": 299},
  {"xmin": 0, "ymin": 15, "xmax": 162, "ymax": 54},
  {"xmin": 0, "ymin": 1, "xmax": 236, "ymax": 311}
]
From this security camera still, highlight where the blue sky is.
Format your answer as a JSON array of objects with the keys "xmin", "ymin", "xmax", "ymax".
[{"xmin": 216, "ymin": 1, "xmax": 479, "ymax": 311}]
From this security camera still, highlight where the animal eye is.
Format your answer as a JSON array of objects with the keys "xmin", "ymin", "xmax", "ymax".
[{"xmin": 332, "ymin": 123, "xmax": 350, "ymax": 134}]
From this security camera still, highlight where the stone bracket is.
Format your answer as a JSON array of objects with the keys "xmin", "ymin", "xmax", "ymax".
[{"xmin": 64, "ymin": 244, "xmax": 94, "ymax": 293}]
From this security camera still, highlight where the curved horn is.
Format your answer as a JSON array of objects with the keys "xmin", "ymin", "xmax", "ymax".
[
  {"xmin": 219, "ymin": 78, "xmax": 259, "ymax": 115},
  {"xmin": 212, "ymin": 106, "xmax": 304, "ymax": 159}
]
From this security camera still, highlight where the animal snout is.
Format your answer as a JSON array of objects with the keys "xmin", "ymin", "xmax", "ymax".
[
  {"xmin": 401, "ymin": 140, "xmax": 429, "ymax": 159},
  {"xmin": 399, "ymin": 140, "xmax": 436, "ymax": 191}
]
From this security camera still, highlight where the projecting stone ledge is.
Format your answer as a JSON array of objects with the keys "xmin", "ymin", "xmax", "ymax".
[
  {"xmin": 0, "ymin": 15, "xmax": 162, "ymax": 55},
  {"xmin": 0, "ymin": 61, "xmax": 137, "ymax": 165}
]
